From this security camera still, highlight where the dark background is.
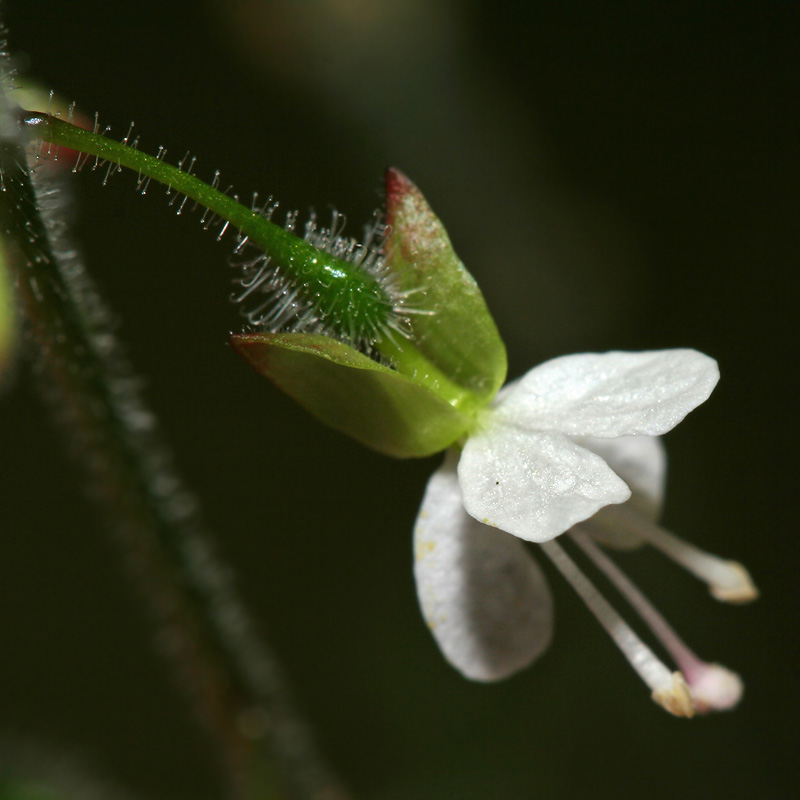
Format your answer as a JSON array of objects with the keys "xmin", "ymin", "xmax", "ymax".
[{"xmin": 1, "ymin": 1, "xmax": 797, "ymax": 798}]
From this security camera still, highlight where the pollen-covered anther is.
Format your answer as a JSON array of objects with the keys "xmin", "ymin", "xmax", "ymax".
[
  {"xmin": 709, "ymin": 561, "xmax": 759, "ymax": 604},
  {"xmin": 685, "ymin": 663, "xmax": 743, "ymax": 713},
  {"xmin": 649, "ymin": 529, "xmax": 759, "ymax": 605},
  {"xmin": 651, "ymin": 672, "xmax": 695, "ymax": 718}
]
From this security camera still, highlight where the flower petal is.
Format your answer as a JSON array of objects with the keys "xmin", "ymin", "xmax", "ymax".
[
  {"xmin": 578, "ymin": 434, "xmax": 666, "ymax": 517},
  {"xmin": 459, "ymin": 427, "xmax": 631, "ymax": 543},
  {"xmin": 414, "ymin": 452, "xmax": 553, "ymax": 681},
  {"xmin": 494, "ymin": 350, "xmax": 719, "ymax": 438},
  {"xmin": 572, "ymin": 435, "xmax": 666, "ymax": 548}
]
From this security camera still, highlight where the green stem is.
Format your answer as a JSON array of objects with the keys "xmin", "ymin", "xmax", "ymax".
[
  {"xmin": 23, "ymin": 112, "xmax": 391, "ymax": 345},
  {"xmin": 375, "ymin": 332, "xmax": 477, "ymax": 411}
]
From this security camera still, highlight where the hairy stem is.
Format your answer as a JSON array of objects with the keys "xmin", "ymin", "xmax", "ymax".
[{"xmin": 23, "ymin": 111, "xmax": 392, "ymax": 346}]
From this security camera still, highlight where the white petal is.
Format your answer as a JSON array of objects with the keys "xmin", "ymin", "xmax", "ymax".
[
  {"xmin": 572, "ymin": 435, "xmax": 666, "ymax": 548},
  {"xmin": 494, "ymin": 350, "xmax": 719, "ymax": 438},
  {"xmin": 578, "ymin": 434, "xmax": 666, "ymax": 517},
  {"xmin": 414, "ymin": 452, "xmax": 553, "ymax": 681},
  {"xmin": 458, "ymin": 426, "xmax": 631, "ymax": 543}
]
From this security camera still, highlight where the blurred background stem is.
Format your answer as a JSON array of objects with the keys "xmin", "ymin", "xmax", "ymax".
[{"xmin": 0, "ymin": 85, "xmax": 349, "ymax": 800}]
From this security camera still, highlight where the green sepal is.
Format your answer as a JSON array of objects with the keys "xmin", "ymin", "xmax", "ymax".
[
  {"xmin": 384, "ymin": 168, "xmax": 507, "ymax": 402},
  {"xmin": 230, "ymin": 332, "xmax": 473, "ymax": 458}
]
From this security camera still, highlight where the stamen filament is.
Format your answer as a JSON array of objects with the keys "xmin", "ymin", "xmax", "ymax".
[
  {"xmin": 539, "ymin": 539, "xmax": 694, "ymax": 717},
  {"xmin": 570, "ymin": 528, "xmax": 743, "ymax": 712},
  {"xmin": 588, "ymin": 504, "xmax": 758, "ymax": 604}
]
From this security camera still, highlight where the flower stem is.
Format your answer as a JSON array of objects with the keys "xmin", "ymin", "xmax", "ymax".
[{"xmin": 23, "ymin": 110, "xmax": 392, "ymax": 348}]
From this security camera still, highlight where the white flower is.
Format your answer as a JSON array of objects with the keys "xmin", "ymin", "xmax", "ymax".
[{"xmin": 414, "ymin": 349, "xmax": 757, "ymax": 716}]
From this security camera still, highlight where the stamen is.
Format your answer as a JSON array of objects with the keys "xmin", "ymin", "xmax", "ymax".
[
  {"xmin": 684, "ymin": 663, "xmax": 744, "ymax": 713},
  {"xmin": 586, "ymin": 504, "xmax": 758, "ymax": 604},
  {"xmin": 539, "ymin": 539, "xmax": 695, "ymax": 717},
  {"xmin": 570, "ymin": 528, "xmax": 743, "ymax": 712}
]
